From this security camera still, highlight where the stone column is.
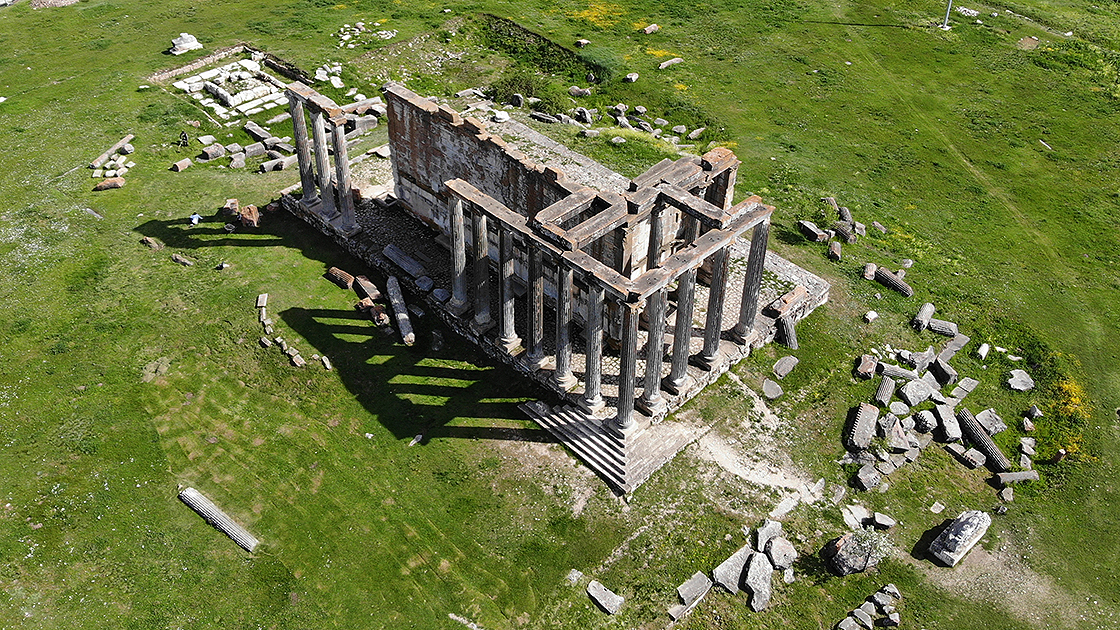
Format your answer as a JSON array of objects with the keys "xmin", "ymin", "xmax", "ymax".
[
  {"xmin": 288, "ymin": 96, "xmax": 318, "ymax": 204},
  {"xmin": 646, "ymin": 203, "xmax": 665, "ymax": 272},
  {"xmin": 553, "ymin": 261, "xmax": 577, "ymax": 390},
  {"xmin": 447, "ymin": 196, "xmax": 469, "ymax": 316},
  {"xmin": 691, "ymin": 247, "xmax": 730, "ymax": 371},
  {"xmin": 498, "ymin": 228, "xmax": 521, "ymax": 353},
  {"xmin": 471, "ymin": 207, "xmax": 493, "ymax": 333},
  {"xmin": 704, "ymin": 168, "xmax": 737, "ymax": 211},
  {"xmin": 524, "ymin": 243, "xmax": 546, "ymax": 370},
  {"xmin": 581, "ymin": 282, "xmax": 605, "ymax": 412},
  {"xmin": 330, "ymin": 121, "xmax": 357, "ymax": 232},
  {"xmin": 663, "ymin": 268, "xmax": 697, "ymax": 395},
  {"xmin": 731, "ymin": 220, "xmax": 770, "ymax": 344},
  {"xmin": 636, "ymin": 288, "xmax": 668, "ymax": 415},
  {"xmin": 681, "ymin": 214, "xmax": 700, "ymax": 245},
  {"xmin": 616, "ymin": 301, "xmax": 641, "ymax": 431},
  {"xmin": 311, "ymin": 110, "xmax": 336, "ymax": 218}
]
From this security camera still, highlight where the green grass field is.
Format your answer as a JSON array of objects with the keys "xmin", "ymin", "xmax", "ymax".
[{"xmin": 0, "ymin": 0, "xmax": 1117, "ymax": 627}]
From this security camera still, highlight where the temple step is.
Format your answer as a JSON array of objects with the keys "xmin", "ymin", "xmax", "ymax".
[{"xmin": 519, "ymin": 402, "xmax": 627, "ymax": 491}]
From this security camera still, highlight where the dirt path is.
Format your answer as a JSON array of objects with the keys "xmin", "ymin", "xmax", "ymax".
[{"xmin": 691, "ymin": 373, "xmax": 819, "ymax": 505}]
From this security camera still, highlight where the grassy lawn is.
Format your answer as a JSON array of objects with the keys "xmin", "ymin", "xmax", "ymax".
[{"xmin": 0, "ymin": 0, "xmax": 1117, "ymax": 628}]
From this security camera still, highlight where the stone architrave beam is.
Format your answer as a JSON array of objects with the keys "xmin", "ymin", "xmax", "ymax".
[
  {"xmin": 443, "ymin": 180, "xmax": 772, "ymax": 307},
  {"xmin": 655, "ymin": 183, "xmax": 731, "ymax": 229}
]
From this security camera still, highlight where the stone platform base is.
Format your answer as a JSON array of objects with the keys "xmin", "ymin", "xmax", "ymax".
[{"xmin": 283, "ymin": 194, "xmax": 829, "ymax": 493}]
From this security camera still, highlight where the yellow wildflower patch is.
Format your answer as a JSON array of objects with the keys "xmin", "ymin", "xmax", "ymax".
[
  {"xmin": 1055, "ymin": 377, "xmax": 1091, "ymax": 420},
  {"xmin": 646, "ymin": 48, "xmax": 675, "ymax": 58},
  {"xmin": 674, "ymin": 83, "xmax": 688, "ymax": 91},
  {"xmin": 572, "ymin": 2, "xmax": 625, "ymax": 27}
]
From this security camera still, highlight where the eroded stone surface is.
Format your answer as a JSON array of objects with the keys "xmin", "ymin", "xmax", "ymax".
[
  {"xmin": 756, "ymin": 519, "xmax": 783, "ymax": 551},
  {"xmin": 766, "ymin": 536, "xmax": 797, "ymax": 570},
  {"xmin": 587, "ymin": 580, "xmax": 623, "ymax": 614},
  {"xmin": 773, "ymin": 355, "xmax": 799, "ymax": 379},
  {"xmin": 1008, "ymin": 369, "xmax": 1035, "ymax": 391},
  {"xmin": 677, "ymin": 571, "xmax": 712, "ymax": 606},
  {"xmin": 929, "ymin": 510, "xmax": 991, "ymax": 567},
  {"xmin": 743, "ymin": 552, "xmax": 773, "ymax": 611},
  {"xmin": 712, "ymin": 545, "xmax": 752, "ymax": 594},
  {"xmin": 762, "ymin": 379, "xmax": 784, "ymax": 400}
]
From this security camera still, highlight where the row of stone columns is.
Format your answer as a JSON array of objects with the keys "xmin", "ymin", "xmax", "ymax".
[
  {"xmin": 287, "ymin": 95, "xmax": 357, "ymax": 232},
  {"xmin": 445, "ymin": 194, "xmax": 771, "ymax": 431}
]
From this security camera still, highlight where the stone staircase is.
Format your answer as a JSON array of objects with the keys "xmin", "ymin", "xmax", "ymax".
[{"xmin": 519, "ymin": 401, "xmax": 701, "ymax": 494}]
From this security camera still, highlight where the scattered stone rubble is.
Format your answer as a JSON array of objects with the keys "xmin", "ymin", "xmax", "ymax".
[
  {"xmin": 330, "ymin": 21, "xmax": 397, "ymax": 50},
  {"xmin": 670, "ymin": 572, "xmax": 712, "ymax": 619},
  {"xmin": 89, "ymin": 133, "xmax": 137, "ymax": 188},
  {"xmin": 832, "ymin": 584, "xmax": 903, "ymax": 629},
  {"xmin": 841, "ymin": 302, "xmax": 1041, "ymax": 498},
  {"xmin": 821, "ymin": 529, "xmax": 885, "ymax": 575},
  {"xmin": 498, "ymin": 89, "xmax": 708, "ymax": 148},
  {"xmin": 807, "ymin": 198, "xmax": 916, "ymax": 296},
  {"xmin": 692, "ymin": 519, "xmax": 798, "ymax": 617}
]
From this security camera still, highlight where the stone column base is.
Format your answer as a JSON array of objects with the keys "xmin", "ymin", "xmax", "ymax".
[
  {"xmin": 447, "ymin": 298, "xmax": 470, "ymax": 317},
  {"xmin": 578, "ymin": 394, "xmax": 605, "ymax": 415},
  {"xmin": 553, "ymin": 372, "xmax": 578, "ymax": 392},
  {"xmin": 521, "ymin": 350, "xmax": 548, "ymax": 371},
  {"xmin": 662, "ymin": 374, "xmax": 694, "ymax": 396},
  {"xmin": 636, "ymin": 394, "xmax": 667, "ymax": 416},
  {"xmin": 689, "ymin": 351, "xmax": 722, "ymax": 372},
  {"xmin": 498, "ymin": 335, "xmax": 523, "ymax": 356},
  {"xmin": 469, "ymin": 318, "xmax": 496, "ymax": 336}
]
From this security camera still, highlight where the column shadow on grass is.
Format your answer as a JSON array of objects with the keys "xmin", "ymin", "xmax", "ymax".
[
  {"xmin": 134, "ymin": 208, "xmax": 335, "ymax": 263},
  {"xmin": 135, "ymin": 208, "xmax": 556, "ymax": 446},
  {"xmin": 279, "ymin": 305, "xmax": 555, "ymax": 446}
]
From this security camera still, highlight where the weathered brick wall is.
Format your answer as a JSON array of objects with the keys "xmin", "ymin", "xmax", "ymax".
[{"xmin": 385, "ymin": 84, "xmax": 575, "ymax": 236}]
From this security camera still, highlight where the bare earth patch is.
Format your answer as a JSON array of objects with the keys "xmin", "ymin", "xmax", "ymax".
[
  {"xmin": 903, "ymin": 542, "xmax": 1080, "ymax": 628},
  {"xmin": 692, "ymin": 372, "xmax": 814, "ymax": 495}
]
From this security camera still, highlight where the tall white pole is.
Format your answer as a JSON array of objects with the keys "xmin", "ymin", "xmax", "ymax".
[{"xmin": 942, "ymin": 0, "xmax": 953, "ymax": 29}]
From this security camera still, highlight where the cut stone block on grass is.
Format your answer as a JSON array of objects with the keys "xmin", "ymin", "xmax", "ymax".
[
  {"xmin": 712, "ymin": 545, "xmax": 752, "ymax": 594},
  {"xmin": 676, "ymin": 571, "xmax": 712, "ymax": 607},
  {"xmin": 928, "ymin": 510, "xmax": 990, "ymax": 567},
  {"xmin": 743, "ymin": 551, "xmax": 773, "ymax": 611},
  {"xmin": 587, "ymin": 580, "xmax": 623, "ymax": 614}
]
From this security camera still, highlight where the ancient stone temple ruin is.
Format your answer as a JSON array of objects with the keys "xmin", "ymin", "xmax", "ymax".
[{"xmin": 282, "ymin": 81, "xmax": 829, "ymax": 493}]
